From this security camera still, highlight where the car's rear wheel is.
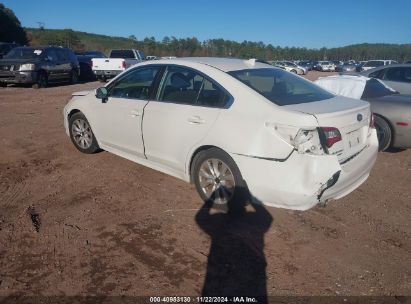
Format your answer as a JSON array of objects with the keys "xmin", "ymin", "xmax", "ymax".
[
  {"xmin": 290, "ymin": 69, "xmax": 297, "ymax": 74},
  {"xmin": 33, "ymin": 71, "xmax": 48, "ymax": 89},
  {"xmin": 192, "ymin": 148, "xmax": 249, "ymax": 211},
  {"xmin": 374, "ymin": 115, "xmax": 392, "ymax": 151},
  {"xmin": 69, "ymin": 112, "xmax": 100, "ymax": 154}
]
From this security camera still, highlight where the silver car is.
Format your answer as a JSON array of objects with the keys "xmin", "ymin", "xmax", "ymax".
[
  {"xmin": 360, "ymin": 64, "xmax": 411, "ymax": 95},
  {"xmin": 315, "ymin": 75, "xmax": 411, "ymax": 151}
]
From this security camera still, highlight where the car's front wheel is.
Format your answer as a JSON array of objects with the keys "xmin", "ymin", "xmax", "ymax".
[
  {"xmin": 374, "ymin": 115, "xmax": 392, "ymax": 151},
  {"xmin": 69, "ymin": 112, "xmax": 100, "ymax": 154},
  {"xmin": 70, "ymin": 69, "xmax": 78, "ymax": 84},
  {"xmin": 33, "ymin": 71, "xmax": 48, "ymax": 89},
  {"xmin": 192, "ymin": 148, "xmax": 249, "ymax": 211}
]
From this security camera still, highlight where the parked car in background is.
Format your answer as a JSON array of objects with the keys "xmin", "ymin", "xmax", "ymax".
[
  {"xmin": 0, "ymin": 46, "xmax": 80, "ymax": 88},
  {"xmin": 359, "ymin": 64, "xmax": 411, "ymax": 95},
  {"xmin": 298, "ymin": 60, "xmax": 314, "ymax": 71},
  {"xmin": 0, "ymin": 42, "xmax": 19, "ymax": 59},
  {"xmin": 361, "ymin": 60, "xmax": 397, "ymax": 71},
  {"xmin": 316, "ymin": 61, "xmax": 336, "ymax": 72},
  {"xmin": 356, "ymin": 61, "xmax": 367, "ymax": 72},
  {"xmin": 335, "ymin": 62, "xmax": 357, "ymax": 73},
  {"xmin": 64, "ymin": 57, "xmax": 378, "ymax": 211},
  {"xmin": 271, "ymin": 61, "xmax": 306, "ymax": 74},
  {"xmin": 76, "ymin": 51, "xmax": 106, "ymax": 80},
  {"xmin": 92, "ymin": 49, "xmax": 145, "ymax": 82},
  {"xmin": 315, "ymin": 75, "xmax": 411, "ymax": 151}
]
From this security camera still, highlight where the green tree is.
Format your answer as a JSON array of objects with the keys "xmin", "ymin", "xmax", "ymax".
[{"xmin": 0, "ymin": 3, "xmax": 28, "ymax": 44}]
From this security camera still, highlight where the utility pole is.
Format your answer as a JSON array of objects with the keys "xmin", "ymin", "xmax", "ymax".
[{"xmin": 37, "ymin": 22, "xmax": 45, "ymax": 30}]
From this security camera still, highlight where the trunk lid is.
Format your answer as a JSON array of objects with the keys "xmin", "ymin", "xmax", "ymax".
[{"xmin": 284, "ymin": 96, "xmax": 372, "ymax": 162}]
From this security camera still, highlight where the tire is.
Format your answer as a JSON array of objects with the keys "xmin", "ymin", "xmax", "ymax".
[
  {"xmin": 98, "ymin": 76, "xmax": 106, "ymax": 83},
  {"xmin": 374, "ymin": 115, "xmax": 392, "ymax": 151},
  {"xmin": 192, "ymin": 148, "xmax": 249, "ymax": 212},
  {"xmin": 290, "ymin": 69, "xmax": 297, "ymax": 74},
  {"xmin": 69, "ymin": 112, "xmax": 100, "ymax": 154},
  {"xmin": 32, "ymin": 71, "xmax": 48, "ymax": 89},
  {"xmin": 0, "ymin": 82, "xmax": 6, "ymax": 87},
  {"xmin": 70, "ymin": 70, "xmax": 78, "ymax": 84}
]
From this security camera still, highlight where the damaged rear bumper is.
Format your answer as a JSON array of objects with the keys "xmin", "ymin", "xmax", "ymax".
[{"xmin": 230, "ymin": 129, "xmax": 378, "ymax": 211}]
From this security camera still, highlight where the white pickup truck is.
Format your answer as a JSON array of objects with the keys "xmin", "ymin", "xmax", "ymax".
[{"xmin": 92, "ymin": 49, "xmax": 145, "ymax": 81}]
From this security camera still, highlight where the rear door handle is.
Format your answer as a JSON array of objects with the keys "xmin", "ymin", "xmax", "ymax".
[
  {"xmin": 187, "ymin": 116, "xmax": 205, "ymax": 124},
  {"xmin": 130, "ymin": 110, "xmax": 141, "ymax": 117}
]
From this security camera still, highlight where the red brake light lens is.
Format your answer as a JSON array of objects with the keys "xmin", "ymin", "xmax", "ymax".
[
  {"xmin": 122, "ymin": 61, "xmax": 126, "ymax": 69},
  {"xmin": 321, "ymin": 127, "xmax": 342, "ymax": 148}
]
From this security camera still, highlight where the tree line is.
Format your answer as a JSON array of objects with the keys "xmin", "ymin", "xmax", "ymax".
[
  {"xmin": 27, "ymin": 29, "xmax": 411, "ymax": 62},
  {"xmin": 1, "ymin": 2, "xmax": 410, "ymax": 62}
]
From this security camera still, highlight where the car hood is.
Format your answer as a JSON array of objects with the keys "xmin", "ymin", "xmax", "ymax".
[
  {"xmin": 72, "ymin": 90, "xmax": 93, "ymax": 96},
  {"xmin": 0, "ymin": 58, "xmax": 43, "ymax": 65}
]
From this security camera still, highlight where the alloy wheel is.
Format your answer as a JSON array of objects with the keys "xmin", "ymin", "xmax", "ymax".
[
  {"xmin": 71, "ymin": 118, "xmax": 93, "ymax": 149},
  {"xmin": 198, "ymin": 158, "xmax": 235, "ymax": 205}
]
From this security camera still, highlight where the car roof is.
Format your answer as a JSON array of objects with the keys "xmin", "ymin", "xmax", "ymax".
[{"xmin": 151, "ymin": 57, "xmax": 273, "ymax": 72}]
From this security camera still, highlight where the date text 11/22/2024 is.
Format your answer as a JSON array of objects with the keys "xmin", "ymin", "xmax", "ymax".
[{"xmin": 149, "ymin": 296, "xmax": 258, "ymax": 303}]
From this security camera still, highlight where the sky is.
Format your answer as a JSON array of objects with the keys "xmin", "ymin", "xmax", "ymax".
[{"xmin": 3, "ymin": 0, "xmax": 411, "ymax": 49}]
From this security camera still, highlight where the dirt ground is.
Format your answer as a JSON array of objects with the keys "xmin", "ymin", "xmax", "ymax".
[{"xmin": 0, "ymin": 71, "xmax": 410, "ymax": 299}]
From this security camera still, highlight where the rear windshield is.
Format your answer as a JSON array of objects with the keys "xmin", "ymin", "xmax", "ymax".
[
  {"xmin": 228, "ymin": 68, "xmax": 334, "ymax": 106},
  {"xmin": 362, "ymin": 78, "xmax": 398, "ymax": 99},
  {"xmin": 4, "ymin": 47, "xmax": 44, "ymax": 59},
  {"xmin": 110, "ymin": 50, "xmax": 135, "ymax": 59}
]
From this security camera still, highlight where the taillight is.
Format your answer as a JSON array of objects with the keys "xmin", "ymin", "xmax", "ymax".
[
  {"xmin": 370, "ymin": 112, "xmax": 375, "ymax": 128},
  {"xmin": 122, "ymin": 61, "xmax": 126, "ymax": 69},
  {"xmin": 321, "ymin": 127, "xmax": 342, "ymax": 148}
]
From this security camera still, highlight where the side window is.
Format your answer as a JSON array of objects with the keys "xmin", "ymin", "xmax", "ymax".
[
  {"xmin": 158, "ymin": 66, "xmax": 204, "ymax": 105},
  {"xmin": 384, "ymin": 68, "xmax": 403, "ymax": 82},
  {"xmin": 369, "ymin": 69, "xmax": 384, "ymax": 79},
  {"xmin": 197, "ymin": 78, "xmax": 229, "ymax": 108},
  {"xmin": 109, "ymin": 67, "xmax": 160, "ymax": 100},
  {"xmin": 404, "ymin": 68, "xmax": 411, "ymax": 83}
]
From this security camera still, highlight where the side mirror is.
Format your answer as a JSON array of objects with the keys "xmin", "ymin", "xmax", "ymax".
[{"xmin": 95, "ymin": 87, "xmax": 108, "ymax": 101}]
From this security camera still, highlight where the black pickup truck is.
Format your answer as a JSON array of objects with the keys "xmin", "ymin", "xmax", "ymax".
[{"xmin": 0, "ymin": 46, "xmax": 80, "ymax": 88}]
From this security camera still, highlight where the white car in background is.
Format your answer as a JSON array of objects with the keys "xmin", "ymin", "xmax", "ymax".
[
  {"xmin": 64, "ymin": 58, "xmax": 378, "ymax": 211},
  {"xmin": 361, "ymin": 60, "xmax": 398, "ymax": 71},
  {"xmin": 272, "ymin": 61, "xmax": 306, "ymax": 75},
  {"xmin": 316, "ymin": 61, "xmax": 336, "ymax": 72}
]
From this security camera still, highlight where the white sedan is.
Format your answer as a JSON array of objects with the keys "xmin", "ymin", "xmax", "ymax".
[{"xmin": 64, "ymin": 57, "xmax": 378, "ymax": 211}]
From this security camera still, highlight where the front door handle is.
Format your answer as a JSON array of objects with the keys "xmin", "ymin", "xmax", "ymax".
[
  {"xmin": 130, "ymin": 110, "xmax": 141, "ymax": 117},
  {"xmin": 187, "ymin": 116, "xmax": 205, "ymax": 124}
]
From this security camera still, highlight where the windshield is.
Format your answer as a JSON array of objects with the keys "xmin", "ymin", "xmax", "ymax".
[
  {"xmin": 4, "ymin": 48, "xmax": 44, "ymax": 60},
  {"xmin": 228, "ymin": 68, "xmax": 334, "ymax": 106}
]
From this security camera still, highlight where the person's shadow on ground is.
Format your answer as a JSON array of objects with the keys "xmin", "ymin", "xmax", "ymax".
[{"xmin": 195, "ymin": 189, "xmax": 273, "ymax": 302}]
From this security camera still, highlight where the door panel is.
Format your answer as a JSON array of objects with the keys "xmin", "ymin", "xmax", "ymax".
[
  {"xmin": 142, "ymin": 102, "xmax": 220, "ymax": 173},
  {"xmin": 92, "ymin": 97, "xmax": 147, "ymax": 157},
  {"xmin": 91, "ymin": 66, "xmax": 161, "ymax": 157}
]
